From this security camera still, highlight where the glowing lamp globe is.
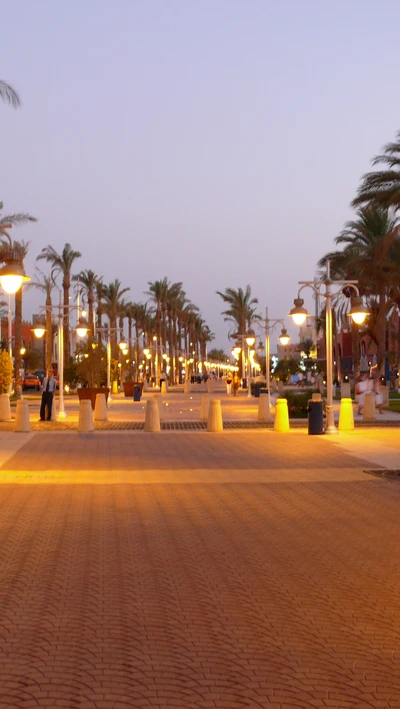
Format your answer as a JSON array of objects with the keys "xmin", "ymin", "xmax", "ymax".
[
  {"xmin": 33, "ymin": 326, "xmax": 45, "ymax": 339},
  {"xmin": 289, "ymin": 298, "xmax": 309, "ymax": 326},
  {"xmin": 246, "ymin": 336, "xmax": 255, "ymax": 347},
  {"xmin": 278, "ymin": 328, "xmax": 291, "ymax": 346},
  {"xmin": 348, "ymin": 297, "xmax": 369, "ymax": 325}
]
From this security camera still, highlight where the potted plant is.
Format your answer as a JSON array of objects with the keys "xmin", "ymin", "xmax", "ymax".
[{"xmin": 76, "ymin": 346, "xmax": 109, "ymax": 409}]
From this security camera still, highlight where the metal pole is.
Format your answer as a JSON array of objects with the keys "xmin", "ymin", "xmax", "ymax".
[
  {"xmin": 8, "ymin": 294, "xmax": 12, "ymax": 394},
  {"xmin": 247, "ymin": 345, "xmax": 252, "ymax": 398},
  {"xmin": 265, "ymin": 307, "xmax": 273, "ymax": 421},
  {"xmin": 325, "ymin": 263, "xmax": 337, "ymax": 434},
  {"xmin": 107, "ymin": 334, "xmax": 112, "ymax": 402},
  {"xmin": 58, "ymin": 299, "xmax": 66, "ymax": 419}
]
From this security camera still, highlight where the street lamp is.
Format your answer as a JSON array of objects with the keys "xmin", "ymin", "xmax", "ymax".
[
  {"xmin": 33, "ymin": 296, "xmax": 88, "ymax": 418},
  {"xmin": 289, "ymin": 260, "xmax": 369, "ymax": 434},
  {"xmin": 251, "ymin": 308, "xmax": 290, "ymax": 419},
  {"xmin": 95, "ymin": 326, "xmax": 125, "ymax": 401},
  {"xmin": 245, "ymin": 335, "xmax": 255, "ymax": 398}
]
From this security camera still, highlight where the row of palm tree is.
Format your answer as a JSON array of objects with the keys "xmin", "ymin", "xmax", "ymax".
[{"xmin": 318, "ymin": 131, "xmax": 400, "ymax": 375}]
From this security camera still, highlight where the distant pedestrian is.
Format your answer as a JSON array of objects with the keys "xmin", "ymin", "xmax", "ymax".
[
  {"xmin": 40, "ymin": 368, "xmax": 57, "ymax": 421},
  {"xmin": 226, "ymin": 371, "xmax": 233, "ymax": 396},
  {"xmin": 232, "ymin": 373, "xmax": 240, "ymax": 397}
]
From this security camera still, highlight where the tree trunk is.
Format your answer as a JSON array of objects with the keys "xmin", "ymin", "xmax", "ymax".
[
  {"xmin": 45, "ymin": 295, "xmax": 53, "ymax": 370},
  {"xmin": 88, "ymin": 290, "xmax": 93, "ymax": 347},
  {"xmin": 63, "ymin": 278, "xmax": 70, "ymax": 367},
  {"xmin": 377, "ymin": 291, "xmax": 387, "ymax": 375}
]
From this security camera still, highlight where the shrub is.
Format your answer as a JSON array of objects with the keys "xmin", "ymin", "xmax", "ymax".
[{"xmin": 283, "ymin": 390, "xmax": 319, "ymax": 418}]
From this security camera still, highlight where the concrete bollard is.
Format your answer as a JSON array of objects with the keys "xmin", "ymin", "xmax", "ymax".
[
  {"xmin": 183, "ymin": 379, "xmax": 191, "ymax": 394},
  {"xmin": 274, "ymin": 398, "xmax": 290, "ymax": 432},
  {"xmin": 363, "ymin": 391, "xmax": 376, "ymax": 422},
  {"xmin": 144, "ymin": 397, "xmax": 160, "ymax": 432},
  {"xmin": 14, "ymin": 400, "xmax": 30, "ymax": 432},
  {"xmin": 207, "ymin": 379, "xmax": 213, "ymax": 394},
  {"xmin": 207, "ymin": 398, "xmax": 223, "ymax": 432},
  {"xmin": 258, "ymin": 394, "xmax": 272, "ymax": 422},
  {"xmin": 379, "ymin": 385, "xmax": 389, "ymax": 406},
  {"xmin": 0, "ymin": 393, "xmax": 11, "ymax": 421},
  {"xmin": 143, "ymin": 379, "xmax": 149, "ymax": 392},
  {"xmin": 51, "ymin": 395, "xmax": 57, "ymax": 421},
  {"xmin": 341, "ymin": 382, "xmax": 351, "ymax": 398},
  {"xmin": 161, "ymin": 380, "xmax": 167, "ymax": 395},
  {"xmin": 339, "ymin": 397, "xmax": 354, "ymax": 431},
  {"xmin": 200, "ymin": 394, "xmax": 210, "ymax": 421},
  {"xmin": 79, "ymin": 399, "xmax": 94, "ymax": 432},
  {"xmin": 94, "ymin": 393, "xmax": 108, "ymax": 421}
]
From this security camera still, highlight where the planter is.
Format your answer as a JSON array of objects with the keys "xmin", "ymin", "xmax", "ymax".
[
  {"xmin": 123, "ymin": 381, "xmax": 143, "ymax": 397},
  {"xmin": 77, "ymin": 387, "xmax": 110, "ymax": 410}
]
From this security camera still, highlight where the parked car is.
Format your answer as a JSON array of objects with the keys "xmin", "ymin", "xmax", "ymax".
[{"xmin": 23, "ymin": 372, "xmax": 41, "ymax": 391}]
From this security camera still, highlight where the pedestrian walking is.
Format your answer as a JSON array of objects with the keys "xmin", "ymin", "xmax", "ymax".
[
  {"xmin": 232, "ymin": 373, "xmax": 240, "ymax": 397},
  {"xmin": 40, "ymin": 368, "xmax": 57, "ymax": 421},
  {"xmin": 226, "ymin": 371, "xmax": 233, "ymax": 396}
]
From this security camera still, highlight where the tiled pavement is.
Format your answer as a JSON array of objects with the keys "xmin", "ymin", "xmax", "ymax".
[{"xmin": 1, "ymin": 430, "xmax": 400, "ymax": 707}]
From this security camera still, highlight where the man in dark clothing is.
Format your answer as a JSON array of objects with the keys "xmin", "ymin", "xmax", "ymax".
[{"xmin": 40, "ymin": 368, "xmax": 57, "ymax": 421}]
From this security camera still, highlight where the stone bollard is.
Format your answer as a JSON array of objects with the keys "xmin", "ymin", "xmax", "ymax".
[
  {"xmin": 363, "ymin": 391, "xmax": 376, "ymax": 422},
  {"xmin": 207, "ymin": 379, "xmax": 213, "ymax": 394},
  {"xmin": 14, "ymin": 400, "xmax": 30, "ymax": 432},
  {"xmin": 143, "ymin": 379, "xmax": 149, "ymax": 392},
  {"xmin": 379, "ymin": 385, "xmax": 389, "ymax": 406},
  {"xmin": 341, "ymin": 382, "xmax": 351, "ymax": 398},
  {"xmin": 144, "ymin": 397, "xmax": 160, "ymax": 432},
  {"xmin": 94, "ymin": 393, "xmax": 108, "ymax": 421},
  {"xmin": 183, "ymin": 379, "xmax": 191, "ymax": 394},
  {"xmin": 161, "ymin": 380, "xmax": 167, "ymax": 395},
  {"xmin": 0, "ymin": 393, "xmax": 11, "ymax": 421},
  {"xmin": 207, "ymin": 399, "xmax": 223, "ymax": 432},
  {"xmin": 200, "ymin": 394, "xmax": 210, "ymax": 421},
  {"xmin": 51, "ymin": 395, "xmax": 57, "ymax": 421},
  {"xmin": 274, "ymin": 398, "xmax": 290, "ymax": 432},
  {"xmin": 79, "ymin": 399, "xmax": 94, "ymax": 432},
  {"xmin": 258, "ymin": 394, "xmax": 272, "ymax": 422},
  {"xmin": 339, "ymin": 397, "xmax": 354, "ymax": 431}
]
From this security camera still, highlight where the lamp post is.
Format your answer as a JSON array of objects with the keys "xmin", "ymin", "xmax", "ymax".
[
  {"xmin": 245, "ymin": 335, "xmax": 255, "ymax": 398},
  {"xmin": 255, "ymin": 308, "xmax": 291, "ymax": 420},
  {"xmin": 289, "ymin": 261, "xmax": 369, "ymax": 434},
  {"xmin": 95, "ymin": 326, "xmax": 126, "ymax": 401},
  {"xmin": 33, "ymin": 292, "xmax": 88, "ymax": 418}
]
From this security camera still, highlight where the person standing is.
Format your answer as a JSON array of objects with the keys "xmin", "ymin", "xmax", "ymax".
[
  {"xmin": 40, "ymin": 368, "xmax": 57, "ymax": 421},
  {"xmin": 232, "ymin": 372, "xmax": 240, "ymax": 397},
  {"xmin": 226, "ymin": 371, "xmax": 233, "ymax": 396}
]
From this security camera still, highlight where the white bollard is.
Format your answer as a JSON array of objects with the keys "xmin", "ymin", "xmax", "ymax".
[
  {"xmin": 0, "ymin": 393, "xmax": 11, "ymax": 421},
  {"xmin": 144, "ymin": 397, "xmax": 160, "ymax": 432},
  {"xmin": 183, "ymin": 379, "xmax": 191, "ymax": 394},
  {"xmin": 14, "ymin": 400, "xmax": 30, "ymax": 432},
  {"xmin": 207, "ymin": 399, "xmax": 223, "ymax": 432},
  {"xmin": 143, "ymin": 379, "xmax": 149, "ymax": 392},
  {"xmin": 379, "ymin": 385, "xmax": 389, "ymax": 406},
  {"xmin": 341, "ymin": 382, "xmax": 351, "ymax": 398},
  {"xmin": 94, "ymin": 393, "xmax": 108, "ymax": 421},
  {"xmin": 207, "ymin": 379, "xmax": 213, "ymax": 394},
  {"xmin": 200, "ymin": 394, "xmax": 210, "ymax": 421},
  {"xmin": 258, "ymin": 394, "xmax": 272, "ymax": 422},
  {"xmin": 51, "ymin": 395, "xmax": 57, "ymax": 421},
  {"xmin": 79, "ymin": 399, "xmax": 94, "ymax": 432},
  {"xmin": 363, "ymin": 391, "xmax": 376, "ymax": 422}
]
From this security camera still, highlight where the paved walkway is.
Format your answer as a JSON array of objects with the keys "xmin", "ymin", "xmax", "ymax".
[{"xmin": 0, "ymin": 427, "xmax": 400, "ymax": 707}]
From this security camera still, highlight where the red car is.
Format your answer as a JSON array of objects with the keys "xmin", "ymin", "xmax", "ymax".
[{"xmin": 23, "ymin": 372, "xmax": 41, "ymax": 391}]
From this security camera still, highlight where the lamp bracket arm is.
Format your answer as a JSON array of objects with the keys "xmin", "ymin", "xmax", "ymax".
[{"xmin": 297, "ymin": 283, "xmax": 320, "ymax": 298}]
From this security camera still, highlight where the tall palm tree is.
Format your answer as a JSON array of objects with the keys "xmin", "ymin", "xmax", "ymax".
[
  {"xmin": 29, "ymin": 270, "xmax": 54, "ymax": 371},
  {"xmin": 353, "ymin": 132, "xmax": 400, "ymax": 210},
  {"xmin": 0, "ymin": 80, "xmax": 20, "ymax": 108},
  {"xmin": 0, "ymin": 202, "xmax": 37, "ymax": 237},
  {"xmin": 319, "ymin": 205, "xmax": 400, "ymax": 373},
  {"xmin": 101, "ymin": 280, "xmax": 130, "ymax": 357},
  {"xmin": 73, "ymin": 269, "xmax": 100, "ymax": 347},
  {"xmin": 37, "ymin": 243, "xmax": 82, "ymax": 365},
  {"xmin": 217, "ymin": 285, "xmax": 260, "ymax": 337}
]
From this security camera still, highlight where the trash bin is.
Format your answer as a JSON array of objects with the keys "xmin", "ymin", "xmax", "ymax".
[
  {"xmin": 254, "ymin": 382, "xmax": 261, "ymax": 398},
  {"xmin": 308, "ymin": 399, "xmax": 324, "ymax": 435},
  {"xmin": 133, "ymin": 384, "xmax": 141, "ymax": 402},
  {"xmin": 242, "ymin": 378, "xmax": 247, "ymax": 389}
]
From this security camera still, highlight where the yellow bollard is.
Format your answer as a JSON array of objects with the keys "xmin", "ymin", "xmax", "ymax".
[
  {"xmin": 274, "ymin": 398, "xmax": 290, "ymax": 432},
  {"xmin": 112, "ymin": 381, "xmax": 118, "ymax": 394},
  {"xmin": 338, "ymin": 397, "xmax": 354, "ymax": 431}
]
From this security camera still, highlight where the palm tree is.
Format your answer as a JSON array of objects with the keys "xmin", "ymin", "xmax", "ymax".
[
  {"xmin": 0, "ymin": 202, "xmax": 37, "ymax": 237},
  {"xmin": 29, "ymin": 270, "xmax": 54, "ymax": 371},
  {"xmin": 0, "ymin": 80, "xmax": 20, "ymax": 108},
  {"xmin": 37, "ymin": 243, "xmax": 82, "ymax": 366},
  {"xmin": 217, "ymin": 285, "xmax": 260, "ymax": 376},
  {"xmin": 353, "ymin": 132, "xmax": 400, "ymax": 209},
  {"xmin": 73, "ymin": 270, "xmax": 100, "ymax": 347},
  {"xmin": 319, "ymin": 205, "xmax": 400, "ymax": 373},
  {"xmin": 101, "ymin": 280, "xmax": 130, "ymax": 357}
]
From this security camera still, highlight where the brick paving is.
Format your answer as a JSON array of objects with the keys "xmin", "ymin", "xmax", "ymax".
[{"xmin": 0, "ymin": 431, "xmax": 400, "ymax": 707}]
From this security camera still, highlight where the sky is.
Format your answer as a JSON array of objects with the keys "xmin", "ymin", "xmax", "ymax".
[{"xmin": 2, "ymin": 0, "xmax": 400, "ymax": 351}]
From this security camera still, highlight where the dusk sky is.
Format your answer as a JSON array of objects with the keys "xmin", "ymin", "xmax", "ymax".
[{"xmin": 2, "ymin": 0, "xmax": 400, "ymax": 350}]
